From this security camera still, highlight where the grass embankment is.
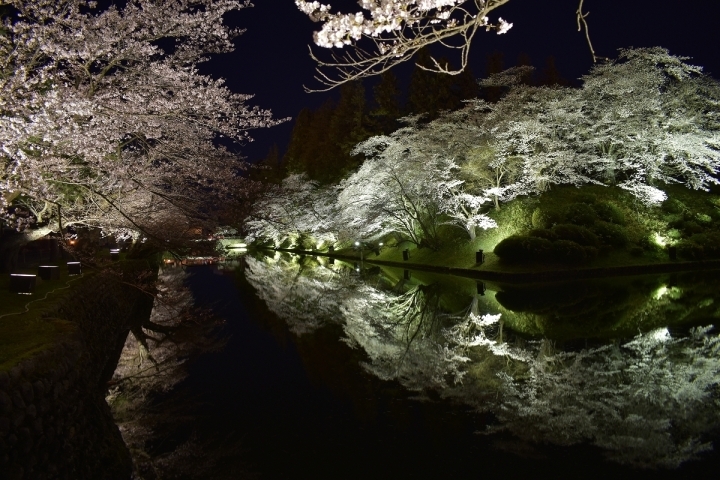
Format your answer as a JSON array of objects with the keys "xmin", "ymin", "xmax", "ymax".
[
  {"xmin": 0, "ymin": 261, "xmax": 89, "ymax": 371},
  {"xmin": 0, "ymin": 248, "xmax": 142, "ymax": 371},
  {"xmin": 329, "ymin": 184, "xmax": 720, "ymax": 280}
]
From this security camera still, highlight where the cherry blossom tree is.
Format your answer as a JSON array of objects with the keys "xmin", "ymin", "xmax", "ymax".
[
  {"xmin": 295, "ymin": 1, "xmax": 606, "ymax": 91},
  {"xmin": 296, "ymin": 0, "xmax": 513, "ymax": 90},
  {"xmin": 343, "ymin": 122, "xmax": 495, "ymax": 247},
  {"xmin": 0, "ymin": 0, "xmax": 283, "ymax": 248},
  {"xmin": 245, "ymin": 173, "xmax": 340, "ymax": 247},
  {"xmin": 459, "ymin": 50, "xmax": 720, "ymax": 206}
]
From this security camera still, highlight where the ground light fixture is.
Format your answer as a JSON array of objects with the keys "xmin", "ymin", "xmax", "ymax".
[
  {"xmin": 67, "ymin": 262, "xmax": 82, "ymax": 275},
  {"xmin": 9, "ymin": 274, "xmax": 36, "ymax": 294},
  {"xmin": 110, "ymin": 248, "xmax": 120, "ymax": 261},
  {"xmin": 37, "ymin": 265, "xmax": 60, "ymax": 280}
]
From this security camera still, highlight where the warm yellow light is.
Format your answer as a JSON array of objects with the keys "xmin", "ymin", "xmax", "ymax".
[
  {"xmin": 653, "ymin": 232, "xmax": 667, "ymax": 247},
  {"xmin": 654, "ymin": 285, "xmax": 668, "ymax": 300}
]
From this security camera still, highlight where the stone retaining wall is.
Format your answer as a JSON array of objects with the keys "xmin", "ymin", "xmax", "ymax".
[{"xmin": 0, "ymin": 272, "xmax": 155, "ymax": 480}]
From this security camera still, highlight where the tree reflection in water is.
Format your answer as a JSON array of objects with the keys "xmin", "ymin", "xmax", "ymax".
[{"xmin": 245, "ymin": 253, "xmax": 720, "ymax": 469}]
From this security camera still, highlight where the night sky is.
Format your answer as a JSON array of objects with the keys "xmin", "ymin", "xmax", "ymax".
[{"xmin": 203, "ymin": 0, "xmax": 720, "ymax": 163}]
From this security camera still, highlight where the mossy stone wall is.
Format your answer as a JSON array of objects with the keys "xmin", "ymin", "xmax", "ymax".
[{"xmin": 0, "ymin": 272, "xmax": 154, "ymax": 480}]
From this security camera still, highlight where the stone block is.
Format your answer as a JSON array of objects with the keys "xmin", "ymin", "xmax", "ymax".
[
  {"xmin": 32, "ymin": 380, "xmax": 45, "ymax": 399},
  {"xmin": 20, "ymin": 381, "xmax": 34, "ymax": 403},
  {"xmin": 11, "ymin": 392, "xmax": 25, "ymax": 410},
  {"xmin": 0, "ymin": 391, "xmax": 12, "ymax": 414},
  {"xmin": 0, "ymin": 371, "xmax": 10, "ymax": 389}
]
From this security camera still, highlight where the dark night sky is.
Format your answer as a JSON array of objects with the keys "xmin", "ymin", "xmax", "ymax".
[{"xmin": 203, "ymin": 0, "xmax": 720, "ymax": 163}]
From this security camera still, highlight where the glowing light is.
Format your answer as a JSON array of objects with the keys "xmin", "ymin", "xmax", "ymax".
[
  {"xmin": 654, "ymin": 285, "xmax": 668, "ymax": 300},
  {"xmin": 355, "ymin": 241, "xmax": 360, "ymax": 246},
  {"xmin": 650, "ymin": 327, "xmax": 671, "ymax": 342},
  {"xmin": 653, "ymin": 232, "xmax": 667, "ymax": 247}
]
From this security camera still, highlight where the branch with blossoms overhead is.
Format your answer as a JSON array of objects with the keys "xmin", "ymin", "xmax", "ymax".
[
  {"xmin": 295, "ymin": 0, "xmax": 513, "ymax": 91},
  {"xmin": 297, "ymin": 0, "xmax": 608, "ymax": 91}
]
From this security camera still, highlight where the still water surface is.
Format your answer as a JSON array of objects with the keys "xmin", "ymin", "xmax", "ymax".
[{"xmin": 177, "ymin": 252, "xmax": 720, "ymax": 478}]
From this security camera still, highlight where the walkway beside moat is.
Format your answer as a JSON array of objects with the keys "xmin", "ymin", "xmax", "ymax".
[{"xmin": 261, "ymin": 247, "xmax": 720, "ymax": 284}]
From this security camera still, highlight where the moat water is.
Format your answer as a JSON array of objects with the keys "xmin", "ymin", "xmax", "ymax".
[{"xmin": 158, "ymin": 252, "xmax": 720, "ymax": 478}]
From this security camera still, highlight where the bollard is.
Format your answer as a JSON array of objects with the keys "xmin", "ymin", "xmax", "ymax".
[
  {"xmin": 328, "ymin": 245, "xmax": 334, "ymax": 253},
  {"xmin": 477, "ymin": 282, "xmax": 486, "ymax": 296},
  {"xmin": 476, "ymin": 249, "xmax": 485, "ymax": 264},
  {"xmin": 37, "ymin": 265, "xmax": 60, "ymax": 281},
  {"xmin": 9, "ymin": 274, "xmax": 36, "ymax": 294},
  {"xmin": 402, "ymin": 249, "xmax": 409, "ymax": 261},
  {"xmin": 404, "ymin": 269, "xmax": 410, "ymax": 280}
]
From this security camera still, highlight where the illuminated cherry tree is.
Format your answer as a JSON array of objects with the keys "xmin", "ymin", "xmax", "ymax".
[
  {"xmin": 245, "ymin": 173, "xmax": 340, "ymax": 247},
  {"xmin": 342, "ymin": 122, "xmax": 495, "ymax": 247},
  {"xmin": 0, "ymin": 0, "xmax": 282, "ymax": 245},
  {"xmin": 458, "ymin": 49, "xmax": 720, "ymax": 206},
  {"xmin": 296, "ymin": 0, "xmax": 513, "ymax": 90}
]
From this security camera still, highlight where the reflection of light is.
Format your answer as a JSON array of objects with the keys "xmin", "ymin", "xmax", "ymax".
[
  {"xmin": 228, "ymin": 243, "xmax": 247, "ymax": 249},
  {"xmin": 650, "ymin": 327, "xmax": 670, "ymax": 342},
  {"xmin": 355, "ymin": 241, "xmax": 360, "ymax": 246},
  {"xmin": 654, "ymin": 285, "xmax": 682, "ymax": 300},
  {"xmin": 379, "ymin": 242, "xmax": 383, "ymax": 247},
  {"xmin": 654, "ymin": 285, "xmax": 668, "ymax": 300}
]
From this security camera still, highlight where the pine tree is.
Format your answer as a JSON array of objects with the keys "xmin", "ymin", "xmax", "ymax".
[
  {"xmin": 538, "ymin": 56, "xmax": 568, "ymax": 86},
  {"xmin": 251, "ymin": 144, "xmax": 283, "ymax": 183},
  {"xmin": 482, "ymin": 51, "xmax": 505, "ymax": 102},
  {"xmin": 408, "ymin": 48, "xmax": 462, "ymax": 119},
  {"xmin": 368, "ymin": 71, "xmax": 403, "ymax": 135},
  {"xmin": 283, "ymin": 108, "xmax": 314, "ymax": 174}
]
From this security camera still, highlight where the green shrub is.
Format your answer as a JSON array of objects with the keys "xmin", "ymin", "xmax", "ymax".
[
  {"xmin": 591, "ymin": 221, "xmax": 629, "ymax": 247},
  {"xmin": 552, "ymin": 224, "xmax": 600, "ymax": 247},
  {"xmin": 551, "ymin": 240, "xmax": 587, "ymax": 264},
  {"xmin": 527, "ymin": 228, "xmax": 559, "ymax": 241},
  {"xmin": 494, "ymin": 235, "xmax": 553, "ymax": 263},
  {"xmin": 662, "ymin": 198, "xmax": 686, "ymax": 214},
  {"xmin": 576, "ymin": 193, "xmax": 597, "ymax": 204},
  {"xmin": 688, "ymin": 232, "xmax": 720, "ymax": 258},
  {"xmin": 677, "ymin": 241, "xmax": 704, "ymax": 260},
  {"xmin": 683, "ymin": 221, "xmax": 704, "ymax": 235},
  {"xmin": 531, "ymin": 207, "xmax": 564, "ymax": 229},
  {"xmin": 564, "ymin": 203, "xmax": 597, "ymax": 226},
  {"xmin": 584, "ymin": 246, "xmax": 599, "ymax": 261},
  {"xmin": 593, "ymin": 202, "xmax": 625, "ymax": 224}
]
